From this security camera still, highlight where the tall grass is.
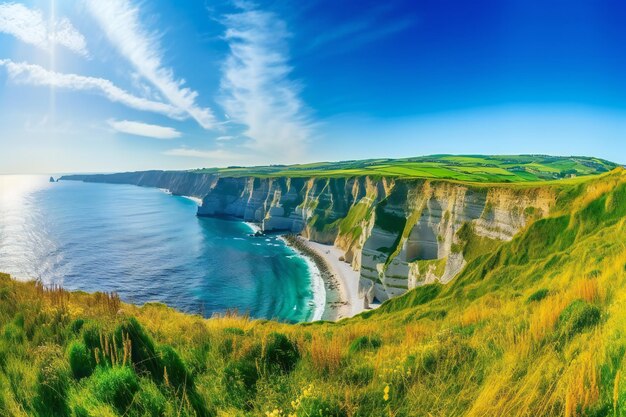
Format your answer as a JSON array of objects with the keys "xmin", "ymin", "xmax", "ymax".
[{"xmin": 0, "ymin": 169, "xmax": 625, "ymax": 416}]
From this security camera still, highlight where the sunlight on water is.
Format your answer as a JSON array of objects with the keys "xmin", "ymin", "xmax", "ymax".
[{"xmin": 0, "ymin": 176, "xmax": 63, "ymax": 282}]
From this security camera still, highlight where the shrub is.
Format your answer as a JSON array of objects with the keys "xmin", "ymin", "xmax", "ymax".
[
  {"xmin": 420, "ymin": 346, "xmax": 438, "ymax": 374},
  {"xmin": 349, "ymin": 335, "xmax": 382, "ymax": 354},
  {"xmin": 70, "ymin": 318, "xmax": 85, "ymax": 334},
  {"xmin": 218, "ymin": 337, "xmax": 234, "ymax": 357},
  {"xmin": 90, "ymin": 367, "xmax": 139, "ymax": 414},
  {"xmin": 415, "ymin": 309, "xmax": 448, "ymax": 321},
  {"xmin": 134, "ymin": 379, "xmax": 166, "ymax": 417},
  {"xmin": 12, "ymin": 313, "xmax": 24, "ymax": 329},
  {"xmin": 114, "ymin": 317, "xmax": 161, "ymax": 380},
  {"xmin": 33, "ymin": 348, "xmax": 70, "ymax": 417},
  {"xmin": 418, "ymin": 339, "xmax": 477, "ymax": 376},
  {"xmin": 263, "ymin": 332, "xmax": 300, "ymax": 373},
  {"xmin": 3, "ymin": 323, "xmax": 25, "ymax": 344},
  {"xmin": 159, "ymin": 345, "xmax": 191, "ymax": 388},
  {"xmin": 557, "ymin": 300, "xmax": 601, "ymax": 340},
  {"xmin": 0, "ymin": 340, "xmax": 8, "ymax": 369},
  {"xmin": 527, "ymin": 288, "xmax": 549, "ymax": 303},
  {"xmin": 300, "ymin": 397, "xmax": 347, "ymax": 417},
  {"xmin": 82, "ymin": 321, "xmax": 102, "ymax": 350},
  {"xmin": 341, "ymin": 363, "xmax": 374, "ymax": 386},
  {"xmin": 223, "ymin": 327, "xmax": 245, "ymax": 336},
  {"xmin": 68, "ymin": 341, "xmax": 95, "ymax": 379},
  {"xmin": 222, "ymin": 357, "xmax": 259, "ymax": 408},
  {"xmin": 68, "ymin": 388, "xmax": 118, "ymax": 417}
]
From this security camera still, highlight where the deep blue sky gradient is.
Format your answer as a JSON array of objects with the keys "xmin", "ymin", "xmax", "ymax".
[{"xmin": 0, "ymin": 0, "xmax": 624, "ymax": 173}]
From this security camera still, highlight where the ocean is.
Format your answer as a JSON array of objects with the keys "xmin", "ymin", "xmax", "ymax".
[{"xmin": 0, "ymin": 175, "xmax": 324, "ymax": 322}]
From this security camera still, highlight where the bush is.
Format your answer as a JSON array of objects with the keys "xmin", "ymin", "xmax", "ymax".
[
  {"xmin": 300, "ymin": 397, "xmax": 347, "ymax": 417},
  {"xmin": 218, "ymin": 337, "xmax": 234, "ymax": 357},
  {"xmin": 3, "ymin": 323, "xmax": 25, "ymax": 344},
  {"xmin": 0, "ymin": 340, "xmax": 8, "ymax": 369},
  {"xmin": 68, "ymin": 387, "xmax": 118, "ymax": 417},
  {"xmin": 70, "ymin": 318, "xmax": 85, "ymax": 334},
  {"xmin": 263, "ymin": 332, "xmax": 300, "ymax": 373},
  {"xmin": 33, "ymin": 348, "xmax": 70, "ymax": 417},
  {"xmin": 82, "ymin": 321, "xmax": 102, "ymax": 350},
  {"xmin": 223, "ymin": 327, "xmax": 245, "ymax": 336},
  {"xmin": 90, "ymin": 367, "xmax": 139, "ymax": 414},
  {"xmin": 222, "ymin": 357, "xmax": 259, "ymax": 408},
  {"xmin": 159, "ymin": 345, "xmax": 191, "ymax": 388},
  {"xmin": 12, "ymin": 313, "xmax": 24, "ymax": 329},
  {"xmin": 68, "ymin": 341, "xmax": 95, "ymax": 379},
  {"xmin": 349, "ymin": 335, "xmax": 382, "ymax": 354},
  {"xmin": 114, "ymin": 317, "xmax": 161, "ymax": 380},
  {"xmin": 415, "ymin": 309, "xmax": 448, "ymax": 321},
  {"xmin": 527, "ymin": 288, "xmax": 549, "ymax": 303},
  {"xmin": 418, "ymin": 339, "xmax": 477, "ymax": 376},
  {"xmin": 557, "ymin": 300, "xmax": 601, "ymax": 340},
  {"xmin": 341, "ymin": 364, "xmax": 374, "ymax": 386},
  {"xmin": 134, "ymin": 379, "xmax": 166, "ymax": 417}
]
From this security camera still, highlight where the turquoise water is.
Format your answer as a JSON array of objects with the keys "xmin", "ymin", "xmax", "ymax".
[{"xmin": 0, "ymin": 175, "xmax": 323, "ymax": 322}]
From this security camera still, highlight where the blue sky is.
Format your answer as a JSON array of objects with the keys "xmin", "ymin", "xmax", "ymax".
[{"xmin": 0, "ymin": 0, "xmax": 625, "ymax": 173}]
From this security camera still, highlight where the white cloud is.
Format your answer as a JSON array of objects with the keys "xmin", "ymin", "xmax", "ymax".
[
  {"xmin": 0, "ymin": 59, "xmax": 184, "ymax": 118},
  {"xmin": 108, "ymin": 119, "xmax": 181, "ymax": 139},
  {"xmin": 0, "ymin": 3, "xmax": 88, "ymax": 56},
  {"xmin": 220, "ymin": 5, "xmax": 313, "ymax": 159},
  {"xmin": 163, "ymin": 147, "xmax": 241, "ymax": 160},
  {"xmin": 216, "ymin": 135, "xmax": 235, "ymax": 142},
  {"xmin": 86, "ymin": 0, "xmax": 216, "ymax": 129}
]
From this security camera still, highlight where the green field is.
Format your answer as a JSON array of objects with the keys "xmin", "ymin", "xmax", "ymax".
[{"xmin": 193, "ymin": 155, "xmax": 617, "ymax": 182}]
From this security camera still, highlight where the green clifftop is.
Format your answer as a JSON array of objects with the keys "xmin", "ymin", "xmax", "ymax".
[
  {"xmin": 6, "ymin": 164, "xmax": 626, "ymax": 416},
  {"xmin": 190, "ymin": 154, "xmax": 617, "ymax": 182}
]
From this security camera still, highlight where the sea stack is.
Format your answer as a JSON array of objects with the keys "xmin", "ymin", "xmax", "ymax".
[{"xmin": 49, "ymin": 176, "xmax": 55, "ymax": 183}]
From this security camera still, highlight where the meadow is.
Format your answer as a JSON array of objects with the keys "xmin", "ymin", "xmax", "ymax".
[
  {"xmin": 0, "ymin": 167, "xmax": 625, "ymax": 416},
  {"xmin": 193, "ymin": 155, "xmax": 617, "ymax": 182}
]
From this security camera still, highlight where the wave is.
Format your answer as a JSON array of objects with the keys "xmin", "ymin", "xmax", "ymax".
[
  {"xmin": 157, "ymin": 188, "xmax": 202, "ymax": 206},
  {"xmin": 243, "ymin": 222, "xmax": 262, "ymax": 234},
  {"xmin": 181, "ymin": 195, "xmax": 202, "ymax": 206},
  {"xmin": 280, "ymin": 236, "xmax": 326, "ymax": 321}
]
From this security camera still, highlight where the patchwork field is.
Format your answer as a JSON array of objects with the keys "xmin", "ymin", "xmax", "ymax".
[{"xmin": 193, "ymin": 155, "xmax": 617, "ymax": 182}]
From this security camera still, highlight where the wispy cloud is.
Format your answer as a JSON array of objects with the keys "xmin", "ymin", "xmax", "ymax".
[
  {"xmin": 108, "ymin": 119, "xmax": 181, "ymax": 139},
  {"xmin": 86, "ymin": 0, "xmax": 216, "ymax": 129},
  {"xmin": 307, "ymin": 4, "xmax": 415, "ymax": 54},
  {"xmin": 220, "ymin": 4, "xmax": 313, "ymax": 159},
  {"xmin": 0, "ymin": 59, "xmax": 183, "ymax": 118},
  {"xmin": 216, "ymin": 135, "xmax": 236, "ymax": 142},
  {"xmin": 163, "ymin": 147, "xmax": 242, "ymax": 160},
  {"xmin": 0, "ymin": 3, "xmax": 88, "ymax": 56}
]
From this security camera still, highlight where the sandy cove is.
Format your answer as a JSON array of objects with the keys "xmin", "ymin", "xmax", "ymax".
[{"xmin": 283, "ymin": 235, "xmax": 367, "ymax": 321}]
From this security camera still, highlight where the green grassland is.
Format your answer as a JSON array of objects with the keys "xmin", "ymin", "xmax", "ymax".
[
  {"xmin": 1, "ymin": 168, "xmax": 626, "ymax": 416},
  {"xmin": 193, "ymin": 155, "xmax": 617, "ymax": 182}
]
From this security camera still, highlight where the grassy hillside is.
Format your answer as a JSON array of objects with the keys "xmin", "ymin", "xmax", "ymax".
[
  {"xmin": 1, "ymin": 168, "xmax": 625, "ymax": 416},
  {"xmin": 193, "ymin": 155, "xmax": 617, "ymax": 182}
]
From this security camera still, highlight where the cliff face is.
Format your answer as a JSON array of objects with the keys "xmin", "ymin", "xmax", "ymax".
[
  {"xmin": 61, "ymin": 171, "xmax": 219, "ymax": 199},
  {"xmin": 196, "ymin": 176, "xmax": 556, "ymax": 303},
  {"xmin": 61, "ymin": 171, "xmax": 556, "ymax": 304}
]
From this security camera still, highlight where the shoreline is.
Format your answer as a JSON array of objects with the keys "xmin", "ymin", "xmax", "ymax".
[
  {"xmin": 242, "ymin": 223, "xmax": 326, "ymax": 322},
  {"xmin": 283, "ymin": 235, "xmax": 365, "ymax": 321},
  {"xmin": 281, "ymin": 237, "xmax": 326, "ymax": 321}
]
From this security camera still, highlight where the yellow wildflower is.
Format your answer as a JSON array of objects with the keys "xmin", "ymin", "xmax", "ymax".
[{"xmin": 384, "ymin": 385, "xmax": 390, "ymax": 402}]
